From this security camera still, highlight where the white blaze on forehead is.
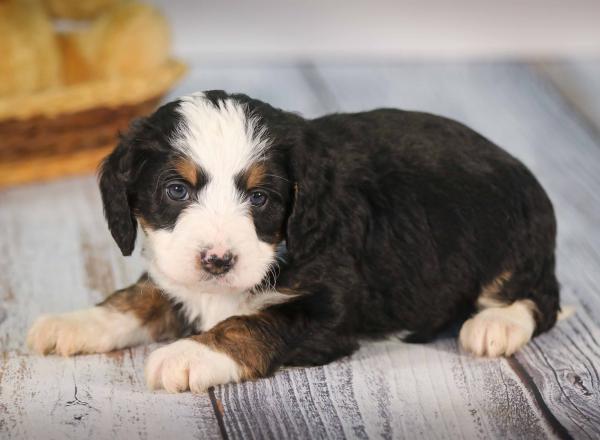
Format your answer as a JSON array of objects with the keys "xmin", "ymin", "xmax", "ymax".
[
  {"xmin": 144, "ymin": 92, "xmax": 277, "ymax": 294},
  {"xmin": 173, "ymin": 92, "xmax": 270, "ymax": 178}
]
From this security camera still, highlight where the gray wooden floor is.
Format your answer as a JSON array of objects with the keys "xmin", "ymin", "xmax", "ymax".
[{"xmin": 1, "ymin": 61, "xmax": 600, "ymax": 439}]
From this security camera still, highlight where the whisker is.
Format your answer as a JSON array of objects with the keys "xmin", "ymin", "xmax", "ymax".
[{"xmin": 264, "ymin": 173, "xmax": 291, "ymax": 183}]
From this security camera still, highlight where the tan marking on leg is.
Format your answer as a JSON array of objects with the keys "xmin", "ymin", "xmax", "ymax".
[
  {"xmin": 460, "ymin": 271, "xmax": 540, "ymax": 357},
  {"xmin": 477, "ymin": 270, "xmax": 512, "ymax": 309},
  {"xmin": 144, "ymin": 291, "xmax": 298, "ymax": 393},
  {"xmin": 27, "ymin": 276, "xmax": 185, "ymax": 356},
  {"xmin": 193, "ymin": 314, "xmax": 273, "ymax": 380},
  {"xmin": 99, "ymin": 275, "xmax": 185, "ymax": 341}
]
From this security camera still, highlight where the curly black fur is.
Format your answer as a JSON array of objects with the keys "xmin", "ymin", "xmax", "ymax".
[{"xmin": 99, "ymin": 91, "xmax": 560, "ymax": 370}]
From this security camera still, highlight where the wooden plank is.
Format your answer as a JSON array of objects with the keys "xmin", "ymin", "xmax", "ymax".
[
  {"xmin": 0, "ymin": 348, "xmax": 220, "ymax": 440},
  {"xmin": 0, "ymin": 176, "xmax": 221, "ymax": 439},
  {"xmin": 308, "ymin": 62, "xmax": 600, "ymax": 437},
  {"xmin": 215, "ymin": 335, "xmax": 560, "ymax": 439},
  {"xmin": 0, "ymin": 176, "xmax": 139, "ymax": 351},
  {"xmin": 517, "ymin": 314, "xmax": 600, "ymax": 439}
]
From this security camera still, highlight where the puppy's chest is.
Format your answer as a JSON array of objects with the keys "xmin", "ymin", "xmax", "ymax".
[
  {"xmin": 175, "ymin": 289, "xmax": 289, "ymax": 333},
  {"xmin": 180, "ymin": 292, "xmax": 255, "ymax": 332}
]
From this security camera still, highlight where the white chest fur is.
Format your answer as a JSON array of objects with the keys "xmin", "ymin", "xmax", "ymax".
[
  {"xmin": 183, "ymin": 289, "xmax": 262, "ymax": 332},
  {"xmin": 148, "ymin": 265, "xmax": 291, "ymax": 333}
]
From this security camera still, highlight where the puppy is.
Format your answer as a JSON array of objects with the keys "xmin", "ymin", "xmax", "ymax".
[{"xmin": 27, "ymin": 90, "xmax": 562, "ymax": 393}]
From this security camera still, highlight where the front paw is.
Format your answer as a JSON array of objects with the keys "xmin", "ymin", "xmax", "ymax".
[
  {"xmin": 27, "ymin": 307, "xmax": 141, "ymax": 356},
  {"xmin": 145, "ymin": 339, "xmax": 242, "ymax": 393},
  {"xmin": 27, "ymin": 310, "xmax": 101, "ymax": 356}
]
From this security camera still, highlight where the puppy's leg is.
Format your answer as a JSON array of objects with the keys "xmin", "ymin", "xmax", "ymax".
[
  {"xmin": 459, "ymin": 298, "xmax": 537, "ymax": 357},
  {"xmin": 460, "ymin": 257, "xmax": 561, "ymax": 357},
  {"xmin": 145, "ymin": 294, "xmax": 355, "ymax": 393},
  {"xmin": 27, "ymin": 275, "xmax": 185, "ymax": 356}
]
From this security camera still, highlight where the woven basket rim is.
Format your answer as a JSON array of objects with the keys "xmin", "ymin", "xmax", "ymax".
[{"xmin": 0, "ymin": 59, "xmax": 186, "ymax": 121}]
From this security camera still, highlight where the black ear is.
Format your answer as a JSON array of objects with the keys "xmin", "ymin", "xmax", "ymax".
[{"xmin": 98, "ymin": 137, "xmax": 138, "ymax": 256}]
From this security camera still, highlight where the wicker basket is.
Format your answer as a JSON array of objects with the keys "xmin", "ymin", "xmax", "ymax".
[{"xmin": 0, "ymin": 60, "xmax": 186, "ymax": 188}]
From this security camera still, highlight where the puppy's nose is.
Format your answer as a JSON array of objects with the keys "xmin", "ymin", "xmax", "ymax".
[{"xmin": 200, "ymin": 249, "xmax": 236, "ymax": 275}]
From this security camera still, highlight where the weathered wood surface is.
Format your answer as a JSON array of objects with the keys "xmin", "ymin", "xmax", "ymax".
[
  {"xmin": 0, "ymin": 178, "xmax": 221, "ymax": 440},
  {"xmin": 1, "ymin": 61, "xmax": 600, "ymax": 439},
  {"xmin": 307, "ymin": 62, "xmax": 600, "ymax": 438}
]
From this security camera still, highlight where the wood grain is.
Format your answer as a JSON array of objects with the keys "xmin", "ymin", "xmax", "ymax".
[
  {"xmin": 0, "ymin": 176, "xmax": 220, "ymax": 439},
  {"xmin": 303, "ymin": 61, "xmax": 600, "ymax": 438},
  {"xmin": 1, "ymin": 61, "xmax": 600, "ymax": 439},
  {"xmin": 0, "ymin": 348, "xmax": 221, "ymax": 440},
  {"xmin": 215, "ymin": 335, "xmax": 561, "ymax": 439}
]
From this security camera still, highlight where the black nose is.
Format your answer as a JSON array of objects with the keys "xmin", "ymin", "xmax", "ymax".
[{"xmin": 200, "ymin": 250, "xmax": 236, "ymax": 275}]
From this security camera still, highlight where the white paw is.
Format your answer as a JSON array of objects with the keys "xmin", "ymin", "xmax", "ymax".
[
  {"xmin": 145, "ymin": 339, "xmax": 241, "ymax": 393},
  {"xmin": 459, "ymin": 301, "xmax": 536, "ymax": 357},
  {"xmin": 27, "ymin": 307, "xmax": 147, "ymax": 356}
]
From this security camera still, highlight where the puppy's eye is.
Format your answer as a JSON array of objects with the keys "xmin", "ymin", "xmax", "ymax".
[
  {"xmin": 249, "ymin": 190, "xmax": 268, "ymax": 207},
  {"xmin": 166, "ymin": 183, "xmax": 190, "ymax": 201}
]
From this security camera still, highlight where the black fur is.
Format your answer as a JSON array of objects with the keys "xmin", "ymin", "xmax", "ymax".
[
  {"xmin": 100, "ymin": 91, "xmax": 560, "ymax": 372},
  {"xmin": 272, "ymin": 108, "xmax": 560, "ymax": 364},
  {"xmin": 99, "ymin": 100, "xmax": 185, "ymax": 254}
]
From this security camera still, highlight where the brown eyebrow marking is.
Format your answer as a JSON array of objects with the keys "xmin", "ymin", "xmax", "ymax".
[
  {"xmin": 246, "ymin": 162, "xmax": 266, "ymax": 189},
  {"xmin": 174, "ymin": 158, "xmax": 198, "ymax": 186}
]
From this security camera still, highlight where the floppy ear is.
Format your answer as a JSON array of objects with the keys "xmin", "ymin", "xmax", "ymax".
[{"xmin": 98, "ymin": 136, "xmax": 138, "ymax": 256}]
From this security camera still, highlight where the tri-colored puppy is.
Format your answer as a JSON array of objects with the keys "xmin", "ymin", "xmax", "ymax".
[{"xmin": 27, "ymin": 90, "xmax": 563, "ymax": 393}]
